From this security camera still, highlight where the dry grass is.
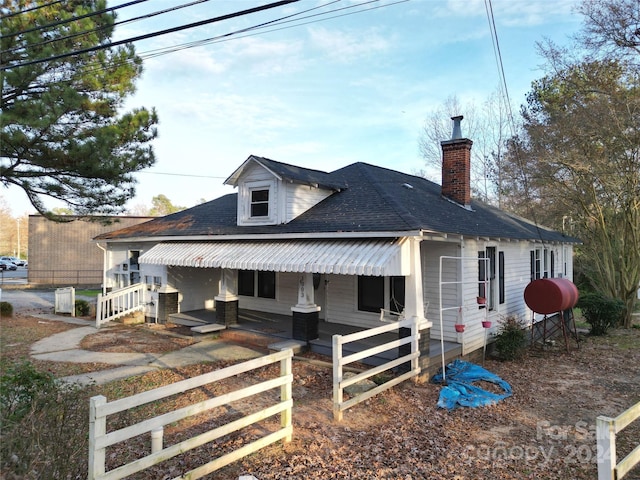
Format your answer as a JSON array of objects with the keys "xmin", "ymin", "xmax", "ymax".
[{"xmin": 1, "ymin": 314, "xmax": 639, "ymax": 479}]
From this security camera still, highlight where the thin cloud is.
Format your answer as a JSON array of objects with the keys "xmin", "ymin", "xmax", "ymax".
[
  {"xmin": 437, "ymin": 0, "xmax": 579, "ymax": 27},
  {"xmin": 307, "ymin": 26, "xmax": 391, "ymax": 63}
]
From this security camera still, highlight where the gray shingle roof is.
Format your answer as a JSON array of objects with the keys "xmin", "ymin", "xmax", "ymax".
[{"xmin": 96, "ymin": 160, "xmax": 579, "ymax": 244}]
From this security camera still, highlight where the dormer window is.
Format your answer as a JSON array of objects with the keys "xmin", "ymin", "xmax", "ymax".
[
  {"xmin": 250, "ymin": 188, "xmax": 269, "ymax": 217},
  {"xmin": 238, "ymin": 179, "xmax": 277, "ymax": 225}
]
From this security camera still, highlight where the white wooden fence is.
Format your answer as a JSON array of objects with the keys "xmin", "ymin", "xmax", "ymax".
[
  {"xmin": 332, "ymin": 317, "xmax": 420, "ymax": 421},
  {"xmin": 88, "ymin": 349, "xmax": 293, "ymax": 480},
  {"xmin": 54, "ymin": 286, "xmax": 75, "ymax": 316},
  {"xmin": 597, "ymin": 401, "xmax": 640, "ymax": 480},
  {"xmin": 95, "ymin": 283, "xmax": 146, "ymax": 328}
]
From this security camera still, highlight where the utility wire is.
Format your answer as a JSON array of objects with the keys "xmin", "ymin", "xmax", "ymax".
[
  {"xmin": 1, "ymin": 0, "xmax": 299, "ymax": 71},
  {"xmin": 139, "ymin": 0, "xmax": 348, "ymax": 58},
  {"xmin": 484, "ymin": 0, "xmax": 546, "ymax": 244},
  {"xmin": 2, "ymin": 0, "xmax": 405, "ymax": 109},
  {"xmin": 1, "ymin": 0, "xmax": 149, "ymax": 38},
  {"xmin": 4, "ymin": 0, "xmax": 398, "ymax": 80},
  {"xmin": 139, "ymin": 0, "xmax": 406, "ymax": 60},
  {"xmin": 484, "ymin": 0, "xmax": 515, "ymax": 136},
  {"xmin": 0, "ymin": 0, "xmax": 65, "ymax": 20},
  {"xmin": 1, "ymin": 0, "xmax": 212, "ymax": 56},
  {"xmin": 138, "ymin": 171, "xmax": 227, "ymax": 179}
]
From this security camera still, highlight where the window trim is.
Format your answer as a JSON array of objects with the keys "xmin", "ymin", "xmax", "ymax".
[
  {"xmin": 250, "ymin": 188, "xmax": 270, "ymax": 218},
  {"xmin": 498, "ymin": 251, "xmax": 505, "ymax": 304},
  {"xmin": 357, "ymin": 275, "xmax": 405, "ymax": 314},
  {"xmin": 478, "ymin": 248, "xmax": 497, "ymax": 310},
  {"xmin": 531, "ymin": 246, "xmax": 551, "ymax": 280},
  {"xmin": 240, "ymin": 179, "xmax": 277, "ymax": 225},
  {"xmin": 238, "ymin": 269, "xmax": 276, "ymax": 299}
]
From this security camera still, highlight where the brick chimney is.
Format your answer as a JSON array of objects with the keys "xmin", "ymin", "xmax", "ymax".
[{"xmin": 441, "ymin": 115, "xmax": 473, "ymax": 208}]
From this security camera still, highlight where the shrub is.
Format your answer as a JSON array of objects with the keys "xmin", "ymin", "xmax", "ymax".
[
  {"xmin": 577, "ymin": 292, "xmax": 625, "ymax": 336},
  {"xmin": 494, "ymin": 316, "xmax": 527, "ymax": 361},
  {"xmin": 75, "ymin": 298, "xmax": 91, "ymax": 316},
  {"xmin": 0, "ymin": 361, "xmax": 89, "ymax": 479},
  {"xmin": 0, "ymin": 301, "xmax": 13, "ymax": 317}
]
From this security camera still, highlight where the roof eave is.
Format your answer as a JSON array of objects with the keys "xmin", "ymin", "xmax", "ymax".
[{"xmin": 94, "ymin": 230, "xmax": 428, "ymax": 243}]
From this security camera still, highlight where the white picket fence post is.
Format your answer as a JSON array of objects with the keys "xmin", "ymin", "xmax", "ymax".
[
  {"xmin": 332, "ymin": 316, "xmax": 420, "ymax": 421},
  {"xmin": 597, "ymin": 401, "xmax": 640, "ymax": 480},
  {"xmin": 87, "ymin": 349, "xmax": 294, "ymax": 479},
  {"xmin": 88, "ymin": 395, "xmax": 107, "ymax": 480},
  {"xmin": 597, "ymin": 416, "xmax": 616, "ymax": 480}
]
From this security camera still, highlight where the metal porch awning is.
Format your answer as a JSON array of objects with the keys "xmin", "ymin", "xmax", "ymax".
[{"xmin": 139, "ymin": 238, "xmax": 409, "ymax": 276}]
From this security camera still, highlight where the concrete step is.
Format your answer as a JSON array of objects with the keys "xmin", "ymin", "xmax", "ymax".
[
  {"xmin": 190, "ymin": 323, "xmax": 226, "ymax": 334},
  {"xmin": 168, "ymin": 317, "xmax": 207, "ymax": 327},
  {"xmin": 268, "ymin": 339, "xmax": 307, "ymax": 355}
]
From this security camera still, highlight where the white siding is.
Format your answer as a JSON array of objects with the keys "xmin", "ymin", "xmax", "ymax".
[
  {"xmin": 237, "ymin": 272, "xmax": 299, "ymax": 316},
  {"xmin": 105, "ymin": 242, "xmax": 151, "ymax": 289},
  {"xmin": 325, "ymin": 274, "xmax": 394, "ymax": 329},
  {"xmin": 236, "ymin": 163, "xmax": 279, "ymax": 225},
  {"xmin": 168, "ymin": 266, "xmax": 220, "ymax": 312},
  {"xmin": 420, "ymin": 238, "xmax": 576, "ymax": 356},
  {"xmin": 105, "ymin": 235, "xmax": 575, "ymax": 359},
  {"xmin": 423, "ymin": 241, "xmax": 461, "ymax": 342},
  {"xmin": 236, "ymin": 162, "xmax": 334, "ymax": 225},
  {"xmin": 285, "ymin": 183, "xmax": 333, "ymax": 222}
]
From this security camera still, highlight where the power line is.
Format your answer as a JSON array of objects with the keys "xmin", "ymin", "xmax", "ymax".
[
  {"xmin": 1, "ymin": 0, "xmax": 300, "ymax": 71},
  {"xmin": 1, "ymin": 0, "xmax": 212, "ymax": 57},
  {"xmin": 1, "ymin": 0, "xmax": 148, "ymax": 39},
  {"xmin": 137, "ymin": 171, "xmax": 226, "ymax": 179},
  {"xmin": 139, "ymin": 0, "xmax": 407, "ymax": 61},
  {"xmin": 0, "ymin": 0, "xmax": 65, "ymax": 20},
  {"xmin": 3, "ymin": 0, "xmax": 404, "ymax": 82},
  {"xmin": 138, "ymin": 0, "xmax": 345, "ymax": 58},
  {"xmin": 484, "ymin": 0, "xmax": 546, "ymax": 244},
  {"xmin": 484, "ymin": 0, "xmax": 515, "ymax": 136},
  {"xmin": 1, "ymin": 0, "xmax": 407, "ymax": 111}
]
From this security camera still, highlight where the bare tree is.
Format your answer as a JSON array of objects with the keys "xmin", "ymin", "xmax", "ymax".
[
  {"xmin": 503, "ymin": 0, "xmax": 640, "ymax": 327},
  {"xmin": 418, "ymin": 89, "xmax": 512, "ymax": 206}
]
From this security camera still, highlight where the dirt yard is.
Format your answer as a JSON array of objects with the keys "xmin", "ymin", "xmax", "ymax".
[{"xmin": 1, "ymin": 313, "xmax": 639, "ymax": 479}]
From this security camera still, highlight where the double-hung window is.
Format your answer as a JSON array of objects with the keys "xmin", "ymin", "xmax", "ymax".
[
  {"xmin": 240, "ymin": 180, "xmax": 276, "ymax": 226},
  {"xmin": 530, "ymin": 247, "xmax": 550, "ymax": 280},
  {"xmin": 478, "ymin": 247, "xmax": 497, "ymax": 310},
  {"xmin": 250, "ymin": 189, "xmax": 269, "ymax": 217}
]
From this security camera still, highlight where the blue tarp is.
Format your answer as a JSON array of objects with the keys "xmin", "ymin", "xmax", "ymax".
[{"xmin": 431, "ymin": 360, "xmax": 512, "ymax": 410}]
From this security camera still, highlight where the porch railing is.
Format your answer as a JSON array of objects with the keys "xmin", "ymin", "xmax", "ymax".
[
  {"xmin": 597, "ymin": 400, "xmax": 640, "ymax": 480},
  {"xmin": 95, "ymin": 283, "xmax": 146, "ymax": 328},
  {"xmin": 332, "ymin": 316, "xmax": 420, "ymax": 421},
  {"xmin": 88, "ymin": 349, "xmax": 293, "ymax": 480}
]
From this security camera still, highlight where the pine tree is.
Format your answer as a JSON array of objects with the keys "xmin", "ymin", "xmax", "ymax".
[{"xmin": 1, "ymin": 0, "xmax": 158, "ymax": 219}]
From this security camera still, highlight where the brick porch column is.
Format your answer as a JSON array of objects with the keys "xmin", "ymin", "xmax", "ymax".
[
  {"xmin": 215, "ymin": 268, "xmax": 238, "ymax": 326},
  {"xmin": 291, "ymin": 273, "xmax": 320, "ymax": 342},
  {"xmin": 156, "ymin": 285, "xmax": 179, "ymax": 324}
]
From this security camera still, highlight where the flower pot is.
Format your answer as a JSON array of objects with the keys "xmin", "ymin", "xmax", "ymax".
[
  {"xmin": 455, "ymin": 324, "xmax": 465, "ymax": 333},
  {"xmin": 482, "ymin": 321, "xmax": 492, "ymax": 328},
  {"xmin": 477, "ymin": 296, "xmax": 486, "ymax": 305}
]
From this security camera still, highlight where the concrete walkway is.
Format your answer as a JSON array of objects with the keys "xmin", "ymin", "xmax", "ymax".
[{"xmin": 29, "ymin": 314, "xmax": 263, "ymax": 386}]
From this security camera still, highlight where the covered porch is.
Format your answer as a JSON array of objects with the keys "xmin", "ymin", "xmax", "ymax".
[{"xmin": 168, "ymin": 308, "xmax": 462, "ymax": 372}]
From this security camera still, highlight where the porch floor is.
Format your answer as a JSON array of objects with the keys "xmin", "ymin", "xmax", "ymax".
[{"xmin": 168, "ymin": 308, "xmax": 462, "ymax": 367}]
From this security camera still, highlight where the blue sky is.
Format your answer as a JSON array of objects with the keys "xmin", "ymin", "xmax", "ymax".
[{"xmin": 5, "ymin": 0, "xmax": 584, "ymax": 216}]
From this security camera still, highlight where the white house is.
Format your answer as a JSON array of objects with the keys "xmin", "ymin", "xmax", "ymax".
[{"xmin": 95, "ymin": 117, "xmax": 579, "ymax": 369}]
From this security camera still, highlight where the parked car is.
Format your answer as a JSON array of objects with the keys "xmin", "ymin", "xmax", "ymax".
[
  {"xmin": 0, "ymin": 260, "xmax": 17, "ymax": 271},
  {"xmin": 0, "ymin": 256, "xmax": 25, "ymax": 267},
  {"xmin": 11, "ymin": 257, "xmax": 26, "ymax": 266}
]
